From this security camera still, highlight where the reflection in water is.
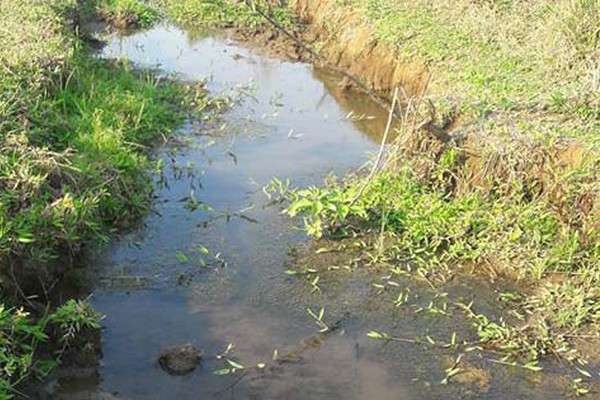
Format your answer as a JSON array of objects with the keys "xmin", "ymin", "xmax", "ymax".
[
  {"xmin": 44, "ymin": 24, "xmax": 572, "ymax": 400},
  {"xmin": 312, "ymin": 68, "xmax": 400, "ymax": 143}
]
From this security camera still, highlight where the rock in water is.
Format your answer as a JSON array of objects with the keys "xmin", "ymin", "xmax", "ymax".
[{"xmin": 157, "ymin": 344, "xmax": 201, "ymax": 375}]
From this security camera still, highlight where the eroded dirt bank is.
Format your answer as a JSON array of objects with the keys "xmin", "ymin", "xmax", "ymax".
[
  {"xmin": 291, "ymin": 0, "xmax": 428, "ymax": 98},
  {"xmin": 288, "ymin": 0, "xmax": 600, "ymax": 228}
]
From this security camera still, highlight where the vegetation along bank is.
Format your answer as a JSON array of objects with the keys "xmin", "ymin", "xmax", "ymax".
[
  {"xmin": 160, "ymin": 0, "xmax": 600, "ymax": 391},
  {"xmin": 284, "ymin": 0, "xmax": 600, "ymax": 389},
  {"xmin": 3, "ymin": 0, "xmax": 600, "ymax": 397},
  {"xmin": 0, "ymin": 0, "xmax": 204, "ymax": 396}
]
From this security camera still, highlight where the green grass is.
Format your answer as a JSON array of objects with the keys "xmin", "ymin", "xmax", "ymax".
[
  {"xmin": 0, "ymin": 0, "xmax": 196, "ymax": 395},
  {"xmin": 1, "ymin": 0, "xmax": 187, "ymax": 262},
  {"xmin": 84, "ymin": 0, "xmax": 162, "ymax": 28},
  {"xmin": 153, "ymin": 0, "xmax": 297, "ymax": 30},
  {"xmin": 286, "ymin": 168, "xmax": 600, "ymax": 281},
  {"xmin": 0, "ymin": 58, "xmax": 185, "ymax": 262},
  {"xmin": 351, "ymin": 0, "xmax": 599, "ymax": 112},
  {"xmin": 0, "ymin": 300, "xmax": 100, "ymax": 398}
]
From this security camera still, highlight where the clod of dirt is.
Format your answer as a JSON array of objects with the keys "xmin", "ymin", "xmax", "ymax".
[
  {"xmin": 338, "ymin": 77, "xmax": 354, "ymax": 91},
  {"xmin": 157, "ymin": 344, "xmax": 202, "ymax": 375}
]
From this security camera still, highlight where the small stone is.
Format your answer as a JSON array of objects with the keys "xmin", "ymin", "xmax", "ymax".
[{"xmin": 157, "ymin": 344, "xmax": 201, "ymax": 376}]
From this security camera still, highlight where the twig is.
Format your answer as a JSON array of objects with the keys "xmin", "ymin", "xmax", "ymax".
[
  {"xmin": 214, "ymin": 371, "xmax": 249, "ymax": 398},
  {"xmin": 9, "ymin": 259, "xmax": 35, "ymax": 308},
  {"xmin": 348, "ymin": 86, "xmax": 399, "ymax": 207}
]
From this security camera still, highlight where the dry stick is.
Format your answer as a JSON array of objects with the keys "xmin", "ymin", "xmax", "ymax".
[
  {"xmin": 214, "ymin": 370, "xmax": 250, "ymax": 398},
  {"xmin": 351, "ymin": 72, "xmax": 430, "ymax": 199},
  {"xmin": 380, "ymin": 72, "xmax": 435, "ymax": 173},
  {"xmin": 348, "ymin": 86, "xmax": 400, "ymax": 207},
  {"xmin": 8, "ymin": 259, "xmax": 35, "ymax": 308}
]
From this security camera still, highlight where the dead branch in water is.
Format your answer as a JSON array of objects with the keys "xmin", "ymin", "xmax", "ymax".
[{"xmin": 243, "ymin": 0, "xmax": 401, "ymax": 119}]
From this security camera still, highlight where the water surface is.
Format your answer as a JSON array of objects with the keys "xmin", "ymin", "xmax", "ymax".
[{"xmin": 45, "ymin": 24, "xmax": 571, "ymax": 400}]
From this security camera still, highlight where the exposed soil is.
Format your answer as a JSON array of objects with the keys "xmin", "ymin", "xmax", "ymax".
[{"xmin": 290, "ymin": 0, "xmax": 428, "ymax": 98}]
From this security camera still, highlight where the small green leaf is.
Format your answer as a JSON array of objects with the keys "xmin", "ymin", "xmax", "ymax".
[
  {"xmin": 367, "ymin": 331, "xmax": 383, "ymax": 339},
  {"xmin": 214, "ymin": 368, "xmax": 231, "ymax": 375},
  {"xmin": 198, "ymin": 245, "xmax": 210, "ymax": 255},
  {"xmin": 226, "ymin": 359, "xmax": 245, "ymax": 370},
  {"xmin": 176, "ymin": 251, "xmax": 189, "ymax": 262}
]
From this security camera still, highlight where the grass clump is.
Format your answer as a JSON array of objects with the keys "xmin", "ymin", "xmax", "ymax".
[
  {"xmin": 93, "ymin": 0, "xmax": 162, "ymax": 28},
  {"xmin": 1, "ymin": 0, "xmax": 186, "ymax": 265},
  {"xmin": 286, "ymin": 167, "xmax": 600, "ymax": 283},
  {"xmin": 0, "ymin": 58, "xmax": 184, "ymax": 263},
  {"xmin": 334, "ymin": 0, "xmax": 600, "ymax": 115},
  {"xmin": 0, "ymin": 301, "xmax": 100, "ymax": 398}
]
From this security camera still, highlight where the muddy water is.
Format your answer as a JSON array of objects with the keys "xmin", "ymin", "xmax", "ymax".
[{"xmin": 46, "ymin": 25, "xmax": 571, "ymax": 399}]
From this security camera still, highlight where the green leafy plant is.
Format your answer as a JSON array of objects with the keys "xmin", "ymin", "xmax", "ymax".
[
  {"xmin": 0, "ymin": 300, "xmax": 101, "ymax": 399},
  {"xmin": 95, "ymin": 0, "xmax": 162, "ymax": 28}
]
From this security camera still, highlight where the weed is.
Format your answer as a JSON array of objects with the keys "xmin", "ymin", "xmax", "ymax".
[
  {"xmin": 85, "ymin": 0, "xmax": 162, "ymax": 29},
  {"xmin": 0, "ymin": 300, "xmax": 100, "ymax": 398}
]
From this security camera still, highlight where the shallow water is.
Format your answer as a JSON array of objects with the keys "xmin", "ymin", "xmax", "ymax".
[{"xmin": 45, "ymin": 24, "xmax": 574, "ymax": 399}]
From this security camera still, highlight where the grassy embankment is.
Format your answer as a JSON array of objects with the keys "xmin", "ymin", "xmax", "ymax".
[
  {"xmin": 282, "ymin": 0, "xmax": 600, "ymax": 380},
  {"xmin": 0, "ymin": 0, "xmax": 194, "ymax": 396}
]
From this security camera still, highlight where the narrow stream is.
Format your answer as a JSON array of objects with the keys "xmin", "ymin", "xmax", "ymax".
[{"xmin": 44, "ymin": 24, "xmax": 571, "ymax": 399}]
